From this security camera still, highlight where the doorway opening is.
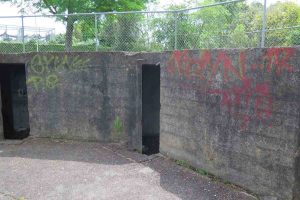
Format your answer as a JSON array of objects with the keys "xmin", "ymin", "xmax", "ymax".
[
  {"xmin": 142, "ymin": 64, "xmax": 160, "ymax": 155},
  {"xmin": 0, "ymin": 64, "xmax": 30, "ymax": 140}
]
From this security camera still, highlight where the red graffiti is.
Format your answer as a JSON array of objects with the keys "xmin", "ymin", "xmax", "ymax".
[
  {"xmin": 167, "ymin": 50, "xmax": 191, "ymax": 78},
  {"xmin": 167, "ymin": 50, "xmax": 242, "ymax": 83},
  {"xmin": 209, "ymin": 51, "xmax": 242, "ymax": 83},
  {"xmin": 168, "ymin": 48, "xmax": 295, "ymax": 82},
  {"xmin": 209, "ymin": 78, "xmax": 272, "ymax": 130},
  {"xmin": 166, "ymin": 48, "xmax": 295, "ymax": 130},
  {"xmin": 251, "ymin": 48, "xmax": 295, "ymax": 75},
  {"xmin": 239, "ymin": 51, "xmax": 246, "ymax": 78},
  {"xmin": 194, "ymin": 50, "xmax": 211, "ymax": 80}
]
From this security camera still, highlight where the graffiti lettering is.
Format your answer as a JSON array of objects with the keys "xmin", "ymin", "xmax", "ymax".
[
  {"xmin": 209, "ymin": 78, "xmax": 272, "ymax": 130},
  {"xmin": 27, "ymin": 76, "xmax": 43, "ymax": 91},
  {"xmin": 210, "ymin": 51, "xmax": 242, "ymax": 83},
  {"xmin": 251, "ymin": 48, "xmax": 295, "ymax": 75},
  {"xmin": 27, "ymin": 55, "xmax": 90, "ymax": 90},
  {"xmin": 166, "ymin": 48, "xmax": 295, "ymax": 130},
  {"xmin": 168, "ymin": 48, "xmax": 295, "ymax": 83},
  {"xmin": 46, "ymin": 74, "xmax": 59, "ymax": 89},
  {"xmin": 167, "ymin": 50, "xmax": 242, "ymax": 83}
]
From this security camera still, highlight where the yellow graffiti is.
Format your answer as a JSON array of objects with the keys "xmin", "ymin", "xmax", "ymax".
[
  {"xmin": 27, "ymin": 54, "xmax": 90, "ymax": 91},
  {"xmin": 46, "ymin": 74, "xmax": 59, "ymax": 89},
  {"xmin": 27, "ymin": 74, "xmax": 59, "ymax": 90},
  {"xmin": 27, "ymin": 76, "xmax": 43, "ymax": 91}
]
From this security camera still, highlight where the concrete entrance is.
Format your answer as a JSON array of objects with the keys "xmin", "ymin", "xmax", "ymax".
[
  {"xmin": 142, "ymin": 64, "xmax": 160, "ymax": 155},
  {"xmin": 0, "ymin": 64, "xmax": 30, "ymax": 139},
  {"xmin": 0, "ymin": 83, "xmax": 3, "ymax": 141}
]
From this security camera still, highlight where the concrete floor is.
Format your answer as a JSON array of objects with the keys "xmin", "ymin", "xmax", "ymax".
[{"xmin": 0, "ymin": 138, "xmax": 257, "ymax": 200}]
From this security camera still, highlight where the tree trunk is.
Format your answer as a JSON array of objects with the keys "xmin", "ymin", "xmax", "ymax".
[{"xmin": 65, "ymin": 16, "xmax": 75, "ymax": 51}]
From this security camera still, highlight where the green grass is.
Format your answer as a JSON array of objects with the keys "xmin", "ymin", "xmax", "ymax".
[
  {"xmin": 112, "ymin": 116, "xmax": 124, "ymax": 141},
  {"xmin": 195, "ymin": 168, "xmax": 209, "ymax": 176},
  {"xmin": 113, "ymin": 116, "xmax": 123, "ymax": 133},
  {"xmin": 175, "ymin": 159, "xmax": 231, "ymax": 183},
  {"xmin": 175, "ymin": 159, "xmax": 209, "ymax": 177},
  {"xmin": 174, "ymin": 158, "xmax": 258, "ymax": 198}
]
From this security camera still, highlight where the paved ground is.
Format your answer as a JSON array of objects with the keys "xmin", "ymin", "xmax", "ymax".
[{"xmin": 0, "ymin": 138, "xmax": 257, "ymax": 200}]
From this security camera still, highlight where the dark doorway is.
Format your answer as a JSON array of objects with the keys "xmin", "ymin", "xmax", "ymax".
[
  {"xmin": 0, "ymin": 64, "xmax": 30, "ymax": 139},
  {"xmin": 142, "ymin": 64, "xmax": 160, "ymax": 155}
]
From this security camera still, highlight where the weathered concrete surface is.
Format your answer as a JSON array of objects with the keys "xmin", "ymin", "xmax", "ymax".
[
  {"xmin": 0, "ymin": 138, "xmax": 256, "ymax": 200},
  {"xmin": 0, "ymin": 52, "xmax": 149, "ymax": 143},
  {"xmin": 0, "ymin": 84, "xmax": 3, "ymax": 140},
  {"xmin": 23, "ymin": 52, "xmax": 138, "ymax": 142},
  {"xmin": 0, "ymin": 52, "xmax": 163, "ymax": 150},
  {"xmin": 160, "ymin": 48, "xmax": 300, "ymax": 200},
  {"xmin": 0, "ymin": 49, "xmax": 299, "ymax": 199}
]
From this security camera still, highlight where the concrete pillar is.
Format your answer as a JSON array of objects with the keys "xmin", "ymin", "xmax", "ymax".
[{"xmin": 0, "ymin": 83, "xmax": 3, "ymax": 140}]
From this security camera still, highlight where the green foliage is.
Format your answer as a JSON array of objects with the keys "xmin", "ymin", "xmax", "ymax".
[
  {"xmin": 195, "ymin": 168, "xmax": 209, "ymax": 176},
  {"xmin": 266, "ymin": 2, "xmax": 300, "ymax": 46},
  {"xmin": 114, "ymin": 14, "xmax": 143, "ymax": 51},
  {"xmin": 150, "ymin": 0, "xmax": 256, "ymax": 49},
  {"xmin": 289, "ymin": 29, "xmax": 300, "ymax": 45},
  {"xmin": 96, "ymin": 13, "xmax": 150, "ymax": 51},
  {"xmin": 175, "ymin": 159, "xmax": 209, "ymax": 176},
  {"xmin": 194, "ymin": 1, "xmax": 232, "ymax": 48},
  {"xmin": 174, "ymin": 159, "xmax": 237, "ymax": 187},
  {"xmin": 175, "ymin": 159, "xmax": 191, "ymax": 168},
  {"xmin": 73, "ymin": 18, "xmax": 95, "ymax": 42},
  {"xmin": 151, "ymin": 5, "xmax": 190, "ymax": 50},
  {"xmin": 113, "ymin": 116, "xmax": 123, "ymax": 133},
  {"xmin": 48, "ymin": 34, "xmax": 65, "ymax": 45},
  {"xmin": 111, "ymin": 116, "xmax": 124, "ymax": 141},
  {"xmin": 0, "ymin": 41, "xmax": 99, "ymax": 53},
  {"xmin": 150, "ymin": 0, "xmax": 300, "ymax": 49},
  {"xmin": 10, "ymin": 0, "xmax": 150, "ymax": 50},
  {"xmin": 267, "ymin": 2, "xmax": 300, "ymax": 28},
  {"xmin": 4, "ymin": 0, "xmax": 300, "ymax": 51},
  {"xmin": 228, "ymin": 24, "xmax": 257, "ymax": 48}
]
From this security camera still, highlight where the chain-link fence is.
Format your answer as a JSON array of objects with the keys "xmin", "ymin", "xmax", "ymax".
[{"xmin": 0, "ymin": 0, "xmax": 299, "ymax": 53}]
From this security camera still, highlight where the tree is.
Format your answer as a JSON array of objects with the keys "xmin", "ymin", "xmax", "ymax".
[
  {"xmin": 193, "ymin": 0, "xmax": 232, "ymax": 48},
  {"xmin": 151, "ymin": 0, "xmax": 251, "ymax": 49},
  {"xmin": 151, "ymin": 5, "xmax": 196, "ymax": 50},
  {"xmin": 288, "ymin": 29, "xmax": 300, "ymax": 45},
  {"xmin": 151, "ymin": 0, "xmax": 300, "ymax": 49},
  {"xmin": 265, "ymin": 2, "xmax": 300, "ymax": 46},
  {"xmin": 96, "ymin": 13, "xmax": 145, "ymax": 51},
  {"xmin": 11, "ymin": 0, "xmax": 149, "ymax": 51}
]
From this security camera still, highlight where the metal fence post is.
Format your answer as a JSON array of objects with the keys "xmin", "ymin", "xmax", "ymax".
[
  {"xmin": 147, "ymin": 13, "xmax": 150, "ymax": 49},
  {"xmin": 95, "ymin": 14, "xmax": 99, "ymax": 51},
  {"xmin": 174, "ymin": 11, "xmax": 178, "ymax": 50},
  {"xmin": 261, "ymin": 0, "xmax": 267, "ymax": 48},
  {"xmin": 21, "ymin": 15, "xmax": 25, "ymax": 53},
  {"xmin": 36, "ymin": 27, "xmax": 39, "ymax": 52}
]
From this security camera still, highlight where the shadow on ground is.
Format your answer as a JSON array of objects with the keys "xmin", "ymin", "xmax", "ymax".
[{"xmin": 0, "ymin": 137, "xmax": 257, "ymax": 200}]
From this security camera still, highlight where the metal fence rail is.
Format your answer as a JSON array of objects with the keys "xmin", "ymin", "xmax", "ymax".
[{"xmin": 0, "ymin": 0, "xmax": 299, "ymax": 53}]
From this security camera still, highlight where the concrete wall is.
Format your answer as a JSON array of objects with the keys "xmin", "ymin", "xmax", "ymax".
[
  {"xmin": 27, "ymin": 52, "xmax": 124, "ymax": 141},
  {"xmin": 0, "ymin": 83, "xmax": 3, "ymax": 140},
  {"xmin": 0, "ymin": 52, "xmax": 152, "ymax": 143},
  {"xmin": 160, "ymin": 48, "xmax": 300, "ymax": 200},
  {"xmin": 40, "ymin": 52, "xmax": 143, "ymax": 142},
  {"xmin": 0, "ymin": 48, "xmax": 299, "ymax": 199}
]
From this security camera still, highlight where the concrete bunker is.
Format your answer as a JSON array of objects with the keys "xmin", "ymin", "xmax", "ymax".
[
  {"xmin": 0, "ymin": 63, "xmax": 30, "ymax": 140},
  {"xmin": 0, "ymin": 49, "xmax": 298, "ymax": 200},
  {"xmin": 142, "ymin": 64, "xmax": 160, "ymax": 155}
]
